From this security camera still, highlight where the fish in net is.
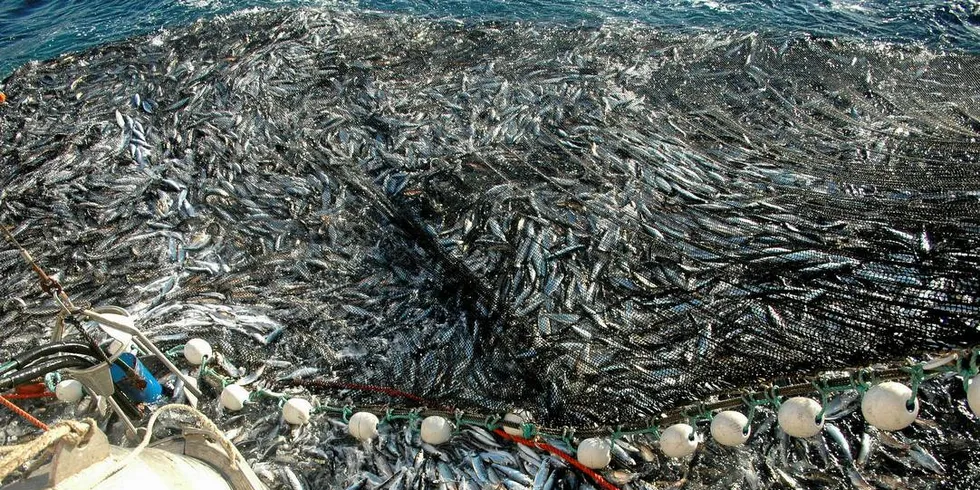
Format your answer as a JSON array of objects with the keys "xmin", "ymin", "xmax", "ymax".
[{"xmin": 0, "ymin": 7, "xmax": 979, "ymax": 489}]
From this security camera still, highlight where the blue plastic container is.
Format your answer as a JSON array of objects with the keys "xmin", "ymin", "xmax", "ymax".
[{"xmin": 109, "ymin": 352, "xmax": 162, "ymax": 403}]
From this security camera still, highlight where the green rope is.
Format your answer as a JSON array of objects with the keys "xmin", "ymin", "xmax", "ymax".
[
  {"xmin": 696, "ymin": 403, "xmax": 712, "ymax": 421},
  {"xmin": 406, "ymin": 408, "xmax": 423, "ymax": 429},
  {"xmin": 561, "ymin": 426, "xmax": 576, "ymax": 447},
  {"xmin": 903, "ymin": 364, "xmax": 925, "ymax": 411},
  {"xmin": 610, "ymin": 425, "xmax": 624, "ymax": 442},
  {"xmin": 44, "ymin": 371, "xmax": 62, "ymax": 393},
  {"xmin": 382, "ymin": 408, "xmax": 414, "ymax": 423},
  {"xmin": 958, "ymin": 352, "xmax": 978, "ymax": 392},
  {"xmin": 963, "ymin": 349, "xmax": 980, "ymax": 392},
  {"xmin": 311, "ymin": 404, "xmax": 340, "ymax": 415},
  {"xmin": 812, "ymin": 379, "xmax": 831, "ymax": 422},
  {"xmin": 521, "ymin": 422, "xmax": 538, "ymax": 440},
  {"xmin": 686, "ymin": 415, "xmax": 699, "ymax": 441},
  {"xmin": 165, "ymin": 345, "xmax": 184, "ymax": 358},
  {"xmin": 248, "ymin": 389, "xmax": 275, "ymax": 402},
  {"xmin": 452, "ymin": 410, "xmax": 465, "ymax": 435},
  {"xmin": 765, "ymin": 385, "xmax": 782, "ymax": 408},
  {"xmin": 200, "ymin": 366, "xmax": 231, "ymax": 387},
  {"xmin": 132, "ymin": 345, "xmax": 980, "ymax": 443},
  {"xmin": 647, "ymin": 425, "xmax": 661, "ymax": 441},
  {"xmin": 741, "ymin": 393, "xmax": 768, "ymax": 435},
  {"xmin": 197, "ymin": 355, "xmax": 210, "ymax": 379},
  {"xmin": 851, "ymin": 369, "xmax": 872, "ymax": 394},
  {"xmin": 682, "ymin": 404, "xmax": 710, "ymax": 441},
  {"xmin": 382, "ymin": 408, "xmax": 396, "ymax": 424}
]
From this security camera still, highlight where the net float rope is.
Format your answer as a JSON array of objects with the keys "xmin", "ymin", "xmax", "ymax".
[{"xmin": 271, "ymin": 347, "xmax": 977, "ymax": 440}]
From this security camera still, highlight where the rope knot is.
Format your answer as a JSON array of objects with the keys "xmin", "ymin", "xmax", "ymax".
[{"xmin": 58, "ymin": 418, "xmax": 99, "ymax": 447}]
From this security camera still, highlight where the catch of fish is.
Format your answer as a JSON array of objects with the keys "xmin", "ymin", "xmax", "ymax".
[{"xmin": 1, "ymin": 6, "xmax": 979, "ymax": 489}]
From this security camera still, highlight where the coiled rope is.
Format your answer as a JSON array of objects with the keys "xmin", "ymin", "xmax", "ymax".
[
  {"xmin": 0, "ymin": 404, "xmax": 238, "ymax": 489},
  {"xmin": 0, "ymin": 418, "xmax": 96, "ymax": 482}
]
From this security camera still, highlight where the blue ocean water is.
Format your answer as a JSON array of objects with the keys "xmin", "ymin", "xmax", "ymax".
[{"xmin": 1, "ymin": 0, "xmax": 979, "ymax": 79}]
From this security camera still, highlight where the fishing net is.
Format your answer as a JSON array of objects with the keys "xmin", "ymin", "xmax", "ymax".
[{"xmin": 1, "ymin": 7, "xmax": 979, "ymax": 489}]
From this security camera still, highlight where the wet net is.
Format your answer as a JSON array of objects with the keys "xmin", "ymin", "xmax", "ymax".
[{"xmin": 1, "ymin": 7, "xmax": 980, "ymax": 489}]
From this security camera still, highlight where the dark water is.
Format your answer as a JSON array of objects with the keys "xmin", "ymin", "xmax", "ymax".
[{"xmin": 2, "ymin": 0, "xmax": 980, "ymax": 79}]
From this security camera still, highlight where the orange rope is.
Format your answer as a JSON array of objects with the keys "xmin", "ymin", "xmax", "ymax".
[
  {"xmin": 0, "ymin": 393, "xmax": 49, "ymax": 431},
  {"xmin": 494, "ymin": 428, "xmax": 619, "ymax": 490}
]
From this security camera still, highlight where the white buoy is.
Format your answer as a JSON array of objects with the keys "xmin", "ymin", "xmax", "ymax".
[
  {"xmin": 55, "ymin": 379, "xmax": 85, "ymax": 403},
  {"xmin": 220, "ymin": 384, "xmax": 249, "ymax": 412},
  {"xmin": 503, "ymin": 409, "xmax": 533, "ymax": 436},
  {"xmin": 576, "ymin": 438, "xmax": 611, "ymax": 469},
  {"xmin": 183, "ymin": 338, "xmax": 213, "ymax": 365},
  {"xmin": 283, "ymin": 398, "xmax": 313, "ymax": 425},
  {"xmin": 420, "ymin": 416, "xmax": 453, "ymax": 445},
  {"xmin": 968, "ymin": 375, "xmax": 980, "ymax": 417},
  {"xmin": 778, "ymin": 397, "xmax": 824, "ymax": 438},
  {"xmin": 861, "ymin": 382, "xmax": 919, "ymax": 431},
  {"xmin": 660, "ymin": 423, "xmax": 698, "ymax": 458},
  {"xmin": 348, "ymin": 411, "xmax": 380, "ymax": 441},
  {"xmin": 710, "ymin": 411, "xmax": 750, "ymax": 447}
]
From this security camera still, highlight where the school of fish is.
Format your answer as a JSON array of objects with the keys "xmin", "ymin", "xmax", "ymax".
[{"xmin": 1, "ymin": 6, "xmax": 979, "ymax": 489}]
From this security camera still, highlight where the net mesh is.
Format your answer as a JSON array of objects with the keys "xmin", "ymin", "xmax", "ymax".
[{"xmin": 1, "ymin": 7, "xmax": 979, "ymax": 488}]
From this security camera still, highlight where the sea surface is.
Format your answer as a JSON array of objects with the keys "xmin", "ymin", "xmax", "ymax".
[{"xmin": 2, "ymin": 0, "xmax": 980, "ymax": 79}]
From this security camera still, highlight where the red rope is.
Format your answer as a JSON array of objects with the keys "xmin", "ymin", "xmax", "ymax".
[
  {"xmin": 0, "ymin": 393, "xmax": 49, "ymax": 431},
  {"xmin": 14, "ymin": 382, "xmax": 47, "ymax": 395},
  {"xmin": 293, "ymin": 379, "xmax": 452, "ymax": 410},
  {"xmin": 493, "ymin": 429, "xmax": 620, "ymax": 490},
  {"xmin": 323, "ymin": 381, "xmax": 428, "ymax": 404},
  {"xmin": 293, "ymin": 379, "xmax": 619, "ymax": 490},
  {"xmin": 1, "ymin": 391, "xmax": 55, "ymax": 400}
]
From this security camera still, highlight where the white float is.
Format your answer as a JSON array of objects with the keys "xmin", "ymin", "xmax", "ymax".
[
  {"xmin": 219, "ymin": 384, "xmax": 249, "ymax": 412},
  {"xmin": 503, "ymin": 409, "xmax": 533, "ymax": 437},
  {"xmin": 420, "ymin": 416, "xmax": 453, "ymax": 445},
  {"xmin": 710, "ymin": 410, "xmax": 750, "ymax": 447},
  {"xmin": 55, "ymin": 379, "xmax": 85, "ymax": 403},
  {"xmin": 969, "ymin": 375, "xmax": 980, "ymax": 417},
  {"xmin": 183, "ymin": 338, "xmax": 213, "ymax": 365},
  {"xmin": 283, "ymin": 398, "xmax": 313, "ymax": 425},
  {"xmin": 777, "ymin": 397, "xmax": 824, "ymax": 438},
  {"xmin": 660, "ymin": 423, "xmax": 698, "ymax": 458},
  {"xmin": 348, "ymin": 411, "xmax": 380, "ymax": 441},
  {"xmin": 861, "ymin": 381, "xmax": 919, "ymax": 431},
  {"xmin": 576, "ymin": 437, "xmax": 611, "ymax": 469}
]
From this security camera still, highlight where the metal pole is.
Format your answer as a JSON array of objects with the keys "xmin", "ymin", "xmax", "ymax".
[{"xmin": 83, "ymin": 310, "xmax": 203, "ymax": 398}]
